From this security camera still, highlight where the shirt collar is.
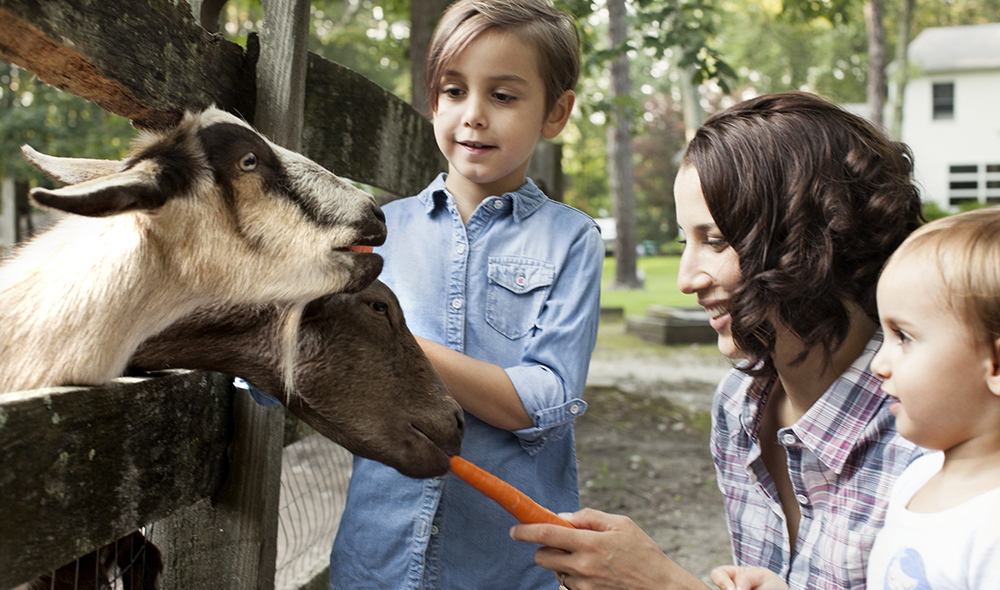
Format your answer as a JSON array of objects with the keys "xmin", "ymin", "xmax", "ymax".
[
  {"xmin": 417, "ymin": 173, "xmax": 548, "ymax": 222},
  {"xmin": 734, "ymin": 330, "xmax": 890, "ymax": 475},
  {"xmin": 791, "ymin": 329, "xmax": 889, "ymax": 474}
]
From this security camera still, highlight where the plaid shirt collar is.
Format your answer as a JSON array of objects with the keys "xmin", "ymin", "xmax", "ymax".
[{"xmin": 731, "ymin": 330, "xmax": 888, "ymax": 475}]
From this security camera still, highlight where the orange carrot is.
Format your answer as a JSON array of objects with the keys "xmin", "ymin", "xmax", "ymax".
[
  {"xmin": 347, "ymin": 245, "xmax": 374, "ymax": 253},
  {"xmin": 449, "ymin": 455, "xmax": 575, "ymax": 528}
]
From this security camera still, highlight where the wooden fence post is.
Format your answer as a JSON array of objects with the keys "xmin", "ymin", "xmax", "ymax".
[
  {"xmin": 151, "ymin": 387, "xmax": 285, "ymax": 589},
  {"xmin": 150, "ymin": 0, "xmax": 315, "ymax": 587}
]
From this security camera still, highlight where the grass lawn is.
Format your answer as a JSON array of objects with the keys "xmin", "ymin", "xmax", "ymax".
[{"xmin": 600, "ymin": 255, "xmax": 698, "ymax": 318}]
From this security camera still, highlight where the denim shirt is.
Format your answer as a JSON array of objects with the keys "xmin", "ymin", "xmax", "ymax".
[{"xmin": 329, "ymin": 174, "xmax": 604, "ymax": 590}]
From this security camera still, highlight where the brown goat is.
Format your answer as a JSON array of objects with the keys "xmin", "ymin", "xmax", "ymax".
[
  {"xmin": 26, "ymin": 281, "xmax": 464, "ymax": 589},
  {"xmin": 1, "ymin": 107, "xmax": 386, "ymax": 394},
  {"xmin": 130, "ymin": 280, "xmax": 464, "ymax": 479}
]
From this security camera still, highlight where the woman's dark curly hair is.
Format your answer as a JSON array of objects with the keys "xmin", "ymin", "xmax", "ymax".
[{"xmin": 683, "ymin": 91, "xmax": 923, "ymax": 378}]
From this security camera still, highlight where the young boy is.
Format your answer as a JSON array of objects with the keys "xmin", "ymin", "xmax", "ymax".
[
  {"xmin": 329, "ymin": 1, "xmax": 604, "ymax": 588},
  {"xmin": 711, "ymin": 207, "xmax": 1000, "ymax": 590}
]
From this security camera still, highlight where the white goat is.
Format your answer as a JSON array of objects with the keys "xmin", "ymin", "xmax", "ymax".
[{"xmin": 0, "ymin": 107, "xmax": 385, "ymax": 394}]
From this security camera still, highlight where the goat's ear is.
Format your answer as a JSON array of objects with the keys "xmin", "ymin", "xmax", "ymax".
[
  {"xmin": 21, "ymin": 145, "xmax": 124, "ymax": 185},
  {"xmin": 29, "ymin": 160, "xmax": 171, "ymax": 217}
]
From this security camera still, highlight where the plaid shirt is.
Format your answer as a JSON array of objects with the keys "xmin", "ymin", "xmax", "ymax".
[{"xmin": 711, "ymin": 331, "xmax": 922, "ymax": 590}]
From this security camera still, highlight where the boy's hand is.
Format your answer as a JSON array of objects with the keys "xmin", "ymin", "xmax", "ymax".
[{"xmin": 710, "ymin": 566, "xmax": 790, "ymax": 590}]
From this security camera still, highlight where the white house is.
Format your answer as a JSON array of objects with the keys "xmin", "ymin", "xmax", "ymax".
[{"xmin": 901, "ymin": 23, "xmax": 1000, "ymax": 210}]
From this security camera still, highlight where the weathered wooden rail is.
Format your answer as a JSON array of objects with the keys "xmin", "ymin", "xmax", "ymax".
[
  {"xmin": 0, "ymin": 372, "xmax": 233, "ymax": 587},
  {"xmin": 0, "ymin": 0, "xmax": 445, "ymax": 196}
]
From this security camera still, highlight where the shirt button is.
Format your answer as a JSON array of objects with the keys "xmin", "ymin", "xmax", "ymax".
[
  {"xmin": 451, "ymin": 298, "xmax": 463, "ymax": 310},
  {"xmin": 493, "ymin": 200, "xmax": 503, "ymax": 210},
  {"xmin": 516, "ymin": 275, "xmax": 526, "ymax": 286},
  {"xmin": 456, "ymin": 243, "xmax": 466, "ymax": 254},
  {"xmin": 796, "ymin": 494, "xmax": 809, "ymax": 506},
  {"xmin": 568, "ymin": 403, "xmax": 581, "ymax": 415},
  {"xmin": 430, "ymin": 525, "xmax": 439, "ymax": 535},
  {"xmin": 781, "ymin": 433, "xmax": 797, "ymax": 446}
]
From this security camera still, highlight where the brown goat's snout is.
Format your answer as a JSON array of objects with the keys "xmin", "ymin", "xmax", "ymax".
[{"xmin": 371, "ymin": 201, "xmax": 387, "ymax": 225}]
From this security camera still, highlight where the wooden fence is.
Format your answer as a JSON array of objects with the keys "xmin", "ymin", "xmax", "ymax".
[
  {"xmin": 0, "ymin": 1, "xmax": 564, "ymax": 587},
  {"xmin": 0, "ymin": 0, "xmax": 443, "ymax": 587}
]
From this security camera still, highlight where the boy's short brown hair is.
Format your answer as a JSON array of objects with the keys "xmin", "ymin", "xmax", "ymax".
[
  {"xmin": 425, "ymin": 0, "xmax": 580, "ymax": 115},
  {"xmin": 887, "ymin": 206, "xmax": 1000, "ymax": 347}
]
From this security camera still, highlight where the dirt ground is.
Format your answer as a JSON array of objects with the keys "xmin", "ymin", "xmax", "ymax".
[{"xmin": 575, "ymin": 322, "xmax": 735, "ymax": 585}]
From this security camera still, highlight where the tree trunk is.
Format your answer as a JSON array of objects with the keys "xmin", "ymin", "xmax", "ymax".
[
  {"xmin": 607, "ymin": 0, "xmax": 642, "ymax": 289},
  {"xmin": 410, "ymin": 0, "xmax": 454, "ymax": 118},
  {"xmin": 891, "ymin": 0, "xmax": 915, "ymax": 140},
  {"xmin": 864, "ymin": 0, "xmax": 887, "ymax": 128},
  {"xmin": 680, "ymin": 64, "xmax": 704, "ymax": 143}
]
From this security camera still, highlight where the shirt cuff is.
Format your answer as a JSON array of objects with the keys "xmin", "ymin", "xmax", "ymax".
[{"xmin": 506, "ymin": 365, "xmax": 587, "ymax": 455}]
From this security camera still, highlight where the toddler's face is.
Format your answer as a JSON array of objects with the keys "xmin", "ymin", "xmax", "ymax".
[
  {"xmin": 431, "ymin": 29, "xmax": 563, "ymax": 200},
  {"xmin": 871, "ymin": 254, "xmax": 996, "ymax": 450}
]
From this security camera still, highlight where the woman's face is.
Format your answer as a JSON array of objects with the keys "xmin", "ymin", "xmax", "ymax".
[{"xmin": 675, "ymin": 165, "xmax": 744, "ymax": 359}]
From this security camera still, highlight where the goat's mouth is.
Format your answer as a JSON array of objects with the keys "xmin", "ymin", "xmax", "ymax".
[
  {"xmin": 412, "ymin": 422, "xmax": 461, "ymax": 457},
  {"xmin": 334, "ymin": 235, "xmax": 383, "ymax": 254},
  {"xmin": 403, "ymin": 423, "xmax": 456, "ymax": 477}
]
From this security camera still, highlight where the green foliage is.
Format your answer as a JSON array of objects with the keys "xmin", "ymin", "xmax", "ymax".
[
  {"xmin": 715, "ymin": 0, "xmax": 869, "ymax": 103},
  {"xmin": 633, "ymin": 0, "xmax": 737, "ymax": 93},
  {"xmin": 921, "ymin": 200, "xmax": 949, "ymax": 222},
  {"xmin": 561, "ymin": 115, "xmax": 611, "ymax": 217},
  {"xmin": 601, "ymin": 255, "xmax": 697, "ymax": 316},
  {"xmin": 0, "ymin": 63, "xmax": 136, "ymax": 185},
  {"xmin": 219, "ymin": 0, "xmax": 412, "ymax": 98},
  {"xmin": 631, "ymin": 93, "xmax": 685, "ymax": 244},
  {"xmin": 914, "ymin": 0, "xmax": 1000, "ymax": 28}
]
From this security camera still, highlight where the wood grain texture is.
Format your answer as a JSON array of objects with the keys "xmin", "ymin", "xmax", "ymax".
[{"xmin": 0, "ymin": 371, "xmax": 233, "ymax": 588}]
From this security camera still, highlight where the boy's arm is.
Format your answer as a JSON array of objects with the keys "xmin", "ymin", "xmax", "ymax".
[
  {"xmin": 416, "ymin": 223, "xmax": 604, "ymax": 434},
  {"xmin": 416, "ymin": 335, "xmax": 533, "ymax": 431}
]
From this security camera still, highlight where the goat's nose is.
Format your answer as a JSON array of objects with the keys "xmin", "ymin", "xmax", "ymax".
[{"xmin": 371, "ymin": 202, "xmax": 386, "ymax": 224}]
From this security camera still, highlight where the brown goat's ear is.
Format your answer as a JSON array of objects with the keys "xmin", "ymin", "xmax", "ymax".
[
  {"xmin": 29, "ymin": 159, "xmax": 171, "ymax": 217},
  {"xmin": 21, "ymin": 145, "xmax": 124, "ymax": 185}
]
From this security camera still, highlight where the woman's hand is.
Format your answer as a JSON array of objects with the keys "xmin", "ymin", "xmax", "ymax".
[
  {"xmin": 510, "ymin": 508, "xmax": 711, "ymax": 590},
  {"xmin": 709, "ymin": 566, "xmax": 789, "ymax": 590}
]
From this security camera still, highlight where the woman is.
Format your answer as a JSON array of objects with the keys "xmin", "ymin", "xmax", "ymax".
[{"xmin": 511, "ymin": 91, "xmax": 925, "ymax": 590}]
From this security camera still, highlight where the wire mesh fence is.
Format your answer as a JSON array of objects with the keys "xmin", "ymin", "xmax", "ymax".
[
  {"xmin": 13, "ymin": 526, "xmax": 160, "ymax": 590},
  {"xmin": 275, "ymin": 434, "xmax": 353, "ymax": 590}
]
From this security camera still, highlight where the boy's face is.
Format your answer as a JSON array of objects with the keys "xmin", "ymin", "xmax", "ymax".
[
  {"xmin": 432, "ymin": 29, "xmax": 571, "ymax": 200},
  {"xmin": 871, "ymin": 253, "xmax": 997, "ymax": 451}
]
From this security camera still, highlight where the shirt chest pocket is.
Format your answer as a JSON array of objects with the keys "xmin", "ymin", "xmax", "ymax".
[{"xmin": 486, "ymin": 257, "xmax": 555, "ymax": 339}]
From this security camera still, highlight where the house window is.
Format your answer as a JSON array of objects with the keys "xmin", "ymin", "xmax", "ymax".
[
  {"xmin": 948, "ymin": 163, "xmax": 978, "ymax": 206},
  {"xmin": 933, "ymin": 82, "xmax": 954, "ymax": 120},
  {"xmin": 988, "ymin": 165, "xmax": 1000, "ymax": 203}
]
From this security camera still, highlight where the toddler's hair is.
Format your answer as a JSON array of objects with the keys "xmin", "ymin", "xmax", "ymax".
[
  {"xmin": 887, "ymin": 206, "xmax": 1000, "ymax": 346},
  {"xmin": 425, "ymin": 0, "xmax": 580, "ymax": 115},
  {"xmin": 683, "ymin": 91, "xmax": 923, "ymax": 377}
]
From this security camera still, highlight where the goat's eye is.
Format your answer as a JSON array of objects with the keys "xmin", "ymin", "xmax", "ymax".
[
  {"xmin": 370, "ymin": 301, "xmax": 389, "ymax": 315},
  {"xmin": 239, "ymin": 153, "xmax": 257, "ymax": 171}
]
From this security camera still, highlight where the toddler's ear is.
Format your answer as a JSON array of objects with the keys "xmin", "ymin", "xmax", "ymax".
[{"xmin": 988, "ymin": 337, "xmax": 1000, "ymax": 396}]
